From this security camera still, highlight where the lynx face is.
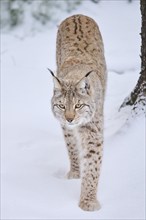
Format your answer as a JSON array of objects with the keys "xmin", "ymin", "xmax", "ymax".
[{"xmin": 51, "ymin": 71, "xmax": 96, "ymax": 127}]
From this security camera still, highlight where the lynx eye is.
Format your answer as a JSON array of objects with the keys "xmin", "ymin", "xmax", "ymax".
[
  {"xmin": 58, "ymin": 104, "xmax": 65, "ymax": 110},
  {"xmin": 75, "ymin": 104, "xmax": 84, "ymax": 109}
]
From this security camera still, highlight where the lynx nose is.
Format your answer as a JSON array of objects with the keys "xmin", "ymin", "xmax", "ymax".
[
  {"xmin": 65, "ymin": 111, "xmax": 75, "ymax": 123},
  {"xmin": 66, "ymin": 118, "xmax": 73, "ymax": 123}
]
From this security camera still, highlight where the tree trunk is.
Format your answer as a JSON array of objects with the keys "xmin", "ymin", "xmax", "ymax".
[{"xmin": 120, "ymin": 0, "xmax": 146, "ymax": 115}]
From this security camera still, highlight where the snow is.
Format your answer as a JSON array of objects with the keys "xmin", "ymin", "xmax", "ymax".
[{"xmin": 1, "ymin": 0, "xmax": 145, "ymax": 219}]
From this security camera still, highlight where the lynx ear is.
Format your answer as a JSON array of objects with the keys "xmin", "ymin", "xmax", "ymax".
[
  {"xmin": 76, "ymin": 70, "xmax": 93, "ymax": 92},
  {"xmin": 47, "ymin": 68, "xmax": 62, "ymax": 90}
]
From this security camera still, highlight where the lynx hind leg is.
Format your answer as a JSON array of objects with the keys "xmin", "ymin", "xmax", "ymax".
[
  {"xmin": 79, "ymin": 200, "xmax": 101, "ymax": 212},
  {"xmin": 67, "ymin": 170, "xmax": 80, "ymax": 179},
  {"xmin": 62, "ymin": 126, "xmax": 80, "ymax": 179}
]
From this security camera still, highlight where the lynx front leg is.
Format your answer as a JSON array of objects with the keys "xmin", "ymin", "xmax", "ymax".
[
  {"xmin": 62, "ymin": 126, "xmax": 80, "ymax": 179},
  {"xmin": 79, "ymin": 124, "xmax": 103, "ymax": 211}
]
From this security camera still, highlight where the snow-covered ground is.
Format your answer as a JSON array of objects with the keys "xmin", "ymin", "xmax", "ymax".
[{"xmin": 1, "ymin": 1, "xmax": 145, "ymax": 219}]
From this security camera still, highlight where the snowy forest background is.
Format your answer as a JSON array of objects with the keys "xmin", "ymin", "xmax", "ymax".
[
  {"xmin": 1, "ymin": 0, "xmax": 145, "ymax": 219},
  {"xmin": 1, "ymin": 0, "xmax": 135, "ymax": 33}
]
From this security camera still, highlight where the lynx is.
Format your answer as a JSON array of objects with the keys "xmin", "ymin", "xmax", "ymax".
[{"xmin": 49, "ymin": 14, "xmax": 107, "ymax": 211}]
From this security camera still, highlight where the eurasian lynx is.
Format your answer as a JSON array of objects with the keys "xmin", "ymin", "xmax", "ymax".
[{"xmin": 49, "ymin": 14, "xmax": 107, "ymax": 211}]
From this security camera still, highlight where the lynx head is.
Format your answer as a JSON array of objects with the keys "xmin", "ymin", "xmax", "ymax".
[{"xmin": 49, "ymin": 69, "xmax": 96, "ymax": 127}]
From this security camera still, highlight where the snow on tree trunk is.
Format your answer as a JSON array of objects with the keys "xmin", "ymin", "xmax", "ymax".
[{"xmin": 120, "ymin": 0, "xmax": 146, "ymax": 116}]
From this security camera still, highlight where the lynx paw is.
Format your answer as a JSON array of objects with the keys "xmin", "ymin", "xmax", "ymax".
[
  {"xmin": 79, "ymin": 199, "xmax": 101, "ymax": 211},
  {"xmin": 66, "ymin": 171, "xmax": 80, "ymax": 179}
]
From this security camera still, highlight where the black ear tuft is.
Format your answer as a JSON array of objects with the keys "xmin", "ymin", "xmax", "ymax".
[
  {"xmin": 85, "ymin": 70, "xmax": 93, "ymax": 78},
  {"xmin": 47, "ymin": 68, "xmax": 55, "ymax": 77},
  {"xmin": 47, "ymin": 68, "xmax": 62, "ymax": 89}
]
